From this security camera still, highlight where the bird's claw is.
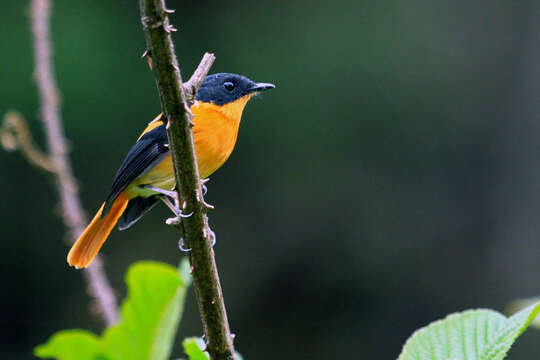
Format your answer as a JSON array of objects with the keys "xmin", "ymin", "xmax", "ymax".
[
  {"xmin": 179, "ymin": 210, "xmax": 194, "ymax": 218},
  {"xmin": 165, "ymin": 209, "xmax": 193, "ymax": 226},
  {"xmin": 145, "ymin": 184, "xmax": 212, "ymax": 211},
  {"xmin": 178, "ymin": 237, "xmax": 191, "ymax": 252}
]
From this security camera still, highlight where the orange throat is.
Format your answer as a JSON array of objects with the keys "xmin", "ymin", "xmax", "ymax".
[{"xmin": 191, "ymin": 95, "xmax": 252, "ymax": 178}]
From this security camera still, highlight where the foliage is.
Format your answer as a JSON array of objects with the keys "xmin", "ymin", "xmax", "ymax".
[
  {"xmin": 397, "ymin": 301, "xmax": 540, "ymax": 360},
  {"xmin": 35, "ymin": 260, "xmax": 192, "ymax": 360},
  {"xmin": 34, "ymin": 258, "xmax": 540, "ymax": 360},
  {"xmin": 33, "ymin": 330, "xmax": 103, "ymax": 360},
  {"xmin": 183, "ymin": 338, "xmax": 209, "ymax": 360},
  {"xmin": 507, "ymin": 296, "xmax": 540, "ymax": 329},
  {"xmin": 181, "ymin": 338, "xmax": 244, "ymax": 360}
]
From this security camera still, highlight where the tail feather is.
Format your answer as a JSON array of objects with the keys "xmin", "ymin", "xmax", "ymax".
[{"xmin": 67, "ymin": 194, "xmax": 129, "ymax": 269}]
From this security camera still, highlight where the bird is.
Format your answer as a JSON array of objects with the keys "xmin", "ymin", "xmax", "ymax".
[{"xmin": 67, "ymin": 73, "xmax": 275, "ymax": 269}]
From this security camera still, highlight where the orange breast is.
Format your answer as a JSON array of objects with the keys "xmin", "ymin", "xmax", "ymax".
[
  {"xmin": 131, "ymin": 96, "xmax": 251, "ymax": 196},
  {"xmin": 191, "ymin": 97, "xmax": 250, "ymax": 178}
]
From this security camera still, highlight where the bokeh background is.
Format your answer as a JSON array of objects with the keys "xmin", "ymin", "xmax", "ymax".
[{"xmin": 2, "ymin": 0, "xmax": 540, "ymax": 359}]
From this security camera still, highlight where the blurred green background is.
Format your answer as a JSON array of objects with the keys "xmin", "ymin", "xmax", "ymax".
[{"xmin": 2, "ymin": 0, "xmax": 540, "ymax": 359}]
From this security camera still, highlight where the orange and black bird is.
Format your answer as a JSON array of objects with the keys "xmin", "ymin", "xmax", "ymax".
[{"xmin": 67, "ymin": 73, "xmax": 274, "ymax": 268}]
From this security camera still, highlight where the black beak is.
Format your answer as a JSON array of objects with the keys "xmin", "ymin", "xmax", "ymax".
[{"xmin": 247, "ymin": 82, "xmax": 275, "ymax": 94}]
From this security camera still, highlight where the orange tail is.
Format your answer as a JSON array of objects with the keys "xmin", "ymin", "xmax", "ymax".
[{"xmin": 67, "ymin": 194, "xmax": 129, "ymax": 269}]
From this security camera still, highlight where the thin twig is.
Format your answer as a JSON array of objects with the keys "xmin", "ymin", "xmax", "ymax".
[
  {"xmin": 183, "ymin": 52, "xmax": 216, "ymax": 101},
  {"xmin": 139, "ymin": 1, "xmax": 235, "ymax": 359},
  {"xmin": 1, "ymin": 111, "xmax": 55, "ymax": 172},
  {"xmin": 29, "ymin": 0, "xmax": 118, "ymax": 325}
]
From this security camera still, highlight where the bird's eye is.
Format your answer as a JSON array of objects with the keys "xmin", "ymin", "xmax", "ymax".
[{"xmin": 223, "ymin": 81, "xmax": 235, "ymax": 91}]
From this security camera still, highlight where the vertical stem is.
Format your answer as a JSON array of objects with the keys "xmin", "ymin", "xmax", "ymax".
[
  {"xmin": 30, "ymin": 0, "xmax": 118, "ymax": 325},
  {"xmin": 139, "ymin": 0, "xmax": 235, "ymax": 358}
]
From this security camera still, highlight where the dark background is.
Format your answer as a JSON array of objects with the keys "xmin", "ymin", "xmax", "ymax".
[{"xmin": 2, "ymin": 0, "xmax": 540, "ymax": 359}]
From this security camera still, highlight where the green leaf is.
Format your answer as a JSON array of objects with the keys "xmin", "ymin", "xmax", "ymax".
[
  {"xmin": 182, "ymin": 337, "xmax": 244, "ymax": 360},
  {"xmin": 34, "ymin": 330, "xmax": 105, "ymax": 360},
  {"xmin": 398, "ymin": 301, "xmax": 540, "ymax": 360},
  {"xmin": 177, "ymin": 257, "xmax": 193, "ymax": 288},
  {"xmin": 183, "ymin": 337, "xmax": 209, "ymax": 360},
  {"xmin": 102, "ymin": 261, "xmax": 189, "ymax": 360},
  {"xmin": 507, "ymin": 296, "xmax": 540, "ymax": 329},
  {"xmin": 35, "ymin": 260, "xmax": 191, "ymax": 360}
]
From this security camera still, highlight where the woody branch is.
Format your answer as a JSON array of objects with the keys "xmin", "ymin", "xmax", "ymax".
[
  {"xmin": 139, "ymin": 0, "xmax": 236, "ymax": 359},
  {"xmin": 0, "ymin": 0, "xmax": 119, "ymax": 325}
]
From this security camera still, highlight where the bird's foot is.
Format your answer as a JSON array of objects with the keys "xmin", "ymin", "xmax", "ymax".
[
  {"xmin": 160, "ymin": 195, "xmax": 193, "ymax": 219},
  {"xmin": 178, "ymin": 237, "xmax": 192, "ymax": 252},
  {"xmin": 144, "ymin": 185, "xmax": 178, "ymax": 200},
  {"xmin": 165, "ymin": 210, "xmax": 193, "ymax": 228}
]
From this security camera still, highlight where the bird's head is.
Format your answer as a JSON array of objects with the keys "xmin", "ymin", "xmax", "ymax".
[
  {"xmin": 194, "ymin": 73, "xmax": 275, "ymax": 121},
  {"xmin": 196, "ymin": 73, "xmax": 275, "ymax": 105}
]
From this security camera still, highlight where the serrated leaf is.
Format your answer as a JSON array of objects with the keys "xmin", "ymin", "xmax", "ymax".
[
  {"xmin": 183, "ymin": 337, "xmax": 209, "ymax": 360},
  {"xmin": 34, "ymin": 330, "xmax": 105, "ymax": 360},
  {"xmin": 35, "ymin": 260, "xmax": 190, "ymax": 360},
  {"xmin": 102, "ymin": 261, "xmax": 189, "ymax": 360},
  {"xmin": 398, "ymin": 302, "xmax": 540, "ymax": 360}
]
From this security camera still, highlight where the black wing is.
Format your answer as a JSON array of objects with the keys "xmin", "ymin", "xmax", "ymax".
[{"xmin": 102, "ymin": 124, "xmax": 169, "ymax": 214}]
